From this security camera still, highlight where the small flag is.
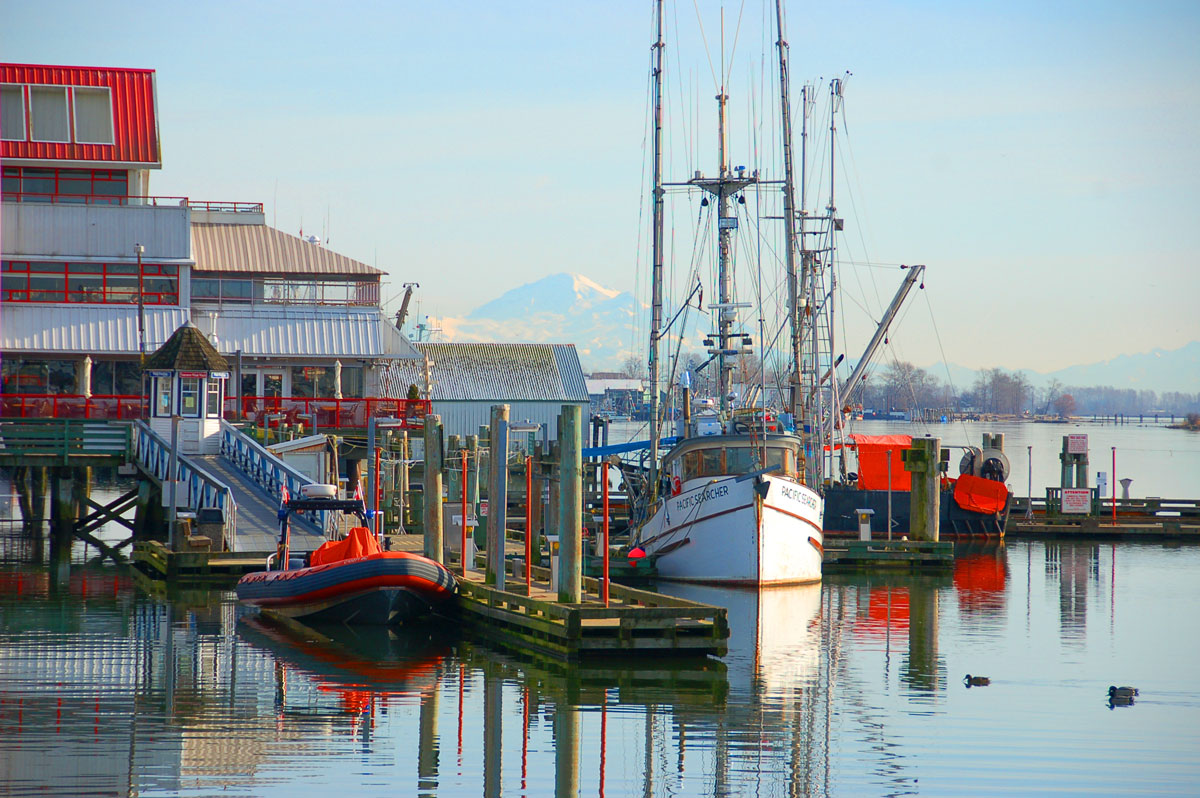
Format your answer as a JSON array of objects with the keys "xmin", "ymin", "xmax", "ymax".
[{"xmin": 277, "ymin": 484, "xmax": 290, "ymax": 522}]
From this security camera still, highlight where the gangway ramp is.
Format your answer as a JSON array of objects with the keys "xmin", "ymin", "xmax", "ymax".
[{"xmin": 197, "ymin": 455, "xmax": 324, "ymax": 554}]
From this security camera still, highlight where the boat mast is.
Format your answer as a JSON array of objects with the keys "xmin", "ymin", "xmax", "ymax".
[
  {"xmin": 827, "ymin": 76, "xmax": 845, "ymax": 480},
  {"xmin": 774, "ymin": 0, "xmax": 806, "ymax": 481},
  {"xmin": 648, "ymin": 0, "xmax": 665, "ymax": 500}
]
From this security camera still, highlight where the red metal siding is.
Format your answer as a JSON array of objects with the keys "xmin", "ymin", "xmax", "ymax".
[{"xmin": 0, "ymin": 63, "xmax": 159, "ymax": 166}]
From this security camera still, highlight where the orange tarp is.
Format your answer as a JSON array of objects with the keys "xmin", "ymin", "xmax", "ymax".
[
  {"xmin": 309, "ymin": 526, "xmax": 382, "ymax": 566},
  {"xmin": 953, "ymin": 473, "xmax": 1009, "ymax": 515},
  {"xmin": 848, "ymin": 434, "xmax": 912, "ymax": 491}
]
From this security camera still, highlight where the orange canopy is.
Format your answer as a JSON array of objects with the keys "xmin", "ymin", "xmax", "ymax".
[
  {"xmin": 310, "ymin": 526, "xmax": 382, "ymax": 567},
  {"xmin": 953, "ymin": 474, "xmax": 1009, "ymax": 515},
  {"xmin": 848, "ymin": 434, "xmax": 912, "ymax": 491}
]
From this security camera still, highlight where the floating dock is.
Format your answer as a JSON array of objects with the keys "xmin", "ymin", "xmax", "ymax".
[
  {"xmin": 823, "ymin": 539, "xmax": 954, "ymax": 572},
  {"xmin": 454, "ymin": 564, "xmax": 728, "ymax": 662}
]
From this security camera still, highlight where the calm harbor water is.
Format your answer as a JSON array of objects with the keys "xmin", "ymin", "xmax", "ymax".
[
  {"xmin": 2, "ymin": 539, "xmax": 1199, "ymax": 797},
  {"xmin": 1, "ymin": 420, "xmax": 1198, "ymax": 796}
]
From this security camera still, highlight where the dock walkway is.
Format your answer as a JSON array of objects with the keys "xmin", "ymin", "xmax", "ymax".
[{"xmin": 196, "ymin": 455, "xmax": 323, "ymax": 553}]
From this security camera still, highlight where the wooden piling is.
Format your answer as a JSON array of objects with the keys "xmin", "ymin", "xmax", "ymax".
[
  {"xmin": 418, "ymin": 680, "xmax": 440, "ymax": 791},
  {"xmin": 487, "ymin": 405, "xmax": 510, "ymax": 589},
  {"xmin": 423, "ymin": 414, "xmax": 444, "ymax": 564},
  {"xmin": 484, "ymin": 665, "xmax": 503, "ymax": 798},
  {"xmin": 530, "ymin": 441, "xmax": 544, "ymax": 562},
  {"xmin": 554, "ymin": 702, "xmax": 580, "ymax": 798},
  {"xmin": 466, "ymin": 434, "xmax": 480, "ymax": 548},
  {"xmin": 902, "ymin": 437, "xmax": 941, "ymax": 542},
  {"xmin": 558, "ymin": 404, "xmax": 583, "ymax": 604}
]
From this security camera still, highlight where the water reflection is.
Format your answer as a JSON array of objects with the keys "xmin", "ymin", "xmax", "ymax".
[{"xmin": 2, "ymin": 536, "xmax": 1199, "ymax": 796}]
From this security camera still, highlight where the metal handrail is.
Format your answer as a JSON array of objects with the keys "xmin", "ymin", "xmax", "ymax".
[
  {"xmin": 228, "ymin": 396, "xmax": 429, "ymax": 430},
  {"xmin": 0, "ymin": 394, "xmax": 146, "ymax": 420},
  {"xmin": 219, "ymin": 420, "xmax": 329, "ymax": 535},
  {"xmin": 2, "ymin": 193, "xmax": 188, "ymax": 206},
  {"xmin": 132, "ymin": 421, "xmax": 238, "ymax": 550},
  {"xmin": 187, "ymin": 200, "xmax": 264, "ymax": 213}
]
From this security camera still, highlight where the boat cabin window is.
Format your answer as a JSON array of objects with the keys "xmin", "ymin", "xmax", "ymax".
[
  {"xmin": 765, "ymin": 447, "xmax": 794, "ymax": 477},
  {"xmin": 678, "ymin": 442, "xmax": 798, "ymax": 481}
]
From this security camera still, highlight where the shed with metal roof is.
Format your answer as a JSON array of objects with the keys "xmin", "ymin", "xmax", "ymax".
[{"xmin": 380, "ymin": 343, "xmax": 589, "ymax": 440}]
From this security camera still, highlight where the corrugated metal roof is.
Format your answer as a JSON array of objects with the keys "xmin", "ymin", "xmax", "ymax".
[
  {"xmin": 0, "ymin": 304, "xmax": 188, "ymax": 354},
  {"xmin": 0, "ymin": 64, "xmax": 160, "ymax": 166},
  {"xmin": 191, "ymin": 223, "xmax": 384, "ymax": 276},
  {"xmin": 380, "ymin": 343, "xmax": 589, "ymax": 402},
  {"xmin": 196, "ymin": 307, "xmax": 422, "ymax": 360}
]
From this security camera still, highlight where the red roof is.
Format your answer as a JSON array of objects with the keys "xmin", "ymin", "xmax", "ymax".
[{"xmin": 1, "ymin": 63, "xmax": 159, "ymax": 166}]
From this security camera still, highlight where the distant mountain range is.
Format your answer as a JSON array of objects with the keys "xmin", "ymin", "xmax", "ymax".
[
  {"xmin": 929, "ymin": 341, "xmax": 1200, "ymax": 395},
  {"xmin": 435, "ymin": 272, "xmax": 1199, "ymax": 394}
]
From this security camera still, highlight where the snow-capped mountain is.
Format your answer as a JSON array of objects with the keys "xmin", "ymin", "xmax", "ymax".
[{"xmin": 439, "ymin": 273, "xmax": 649, "ymax": 368}]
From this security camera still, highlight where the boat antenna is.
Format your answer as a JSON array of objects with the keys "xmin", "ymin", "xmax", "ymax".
[{"xmin": 648, "ymin": 0, "xmax": 665, "ymax": 502}]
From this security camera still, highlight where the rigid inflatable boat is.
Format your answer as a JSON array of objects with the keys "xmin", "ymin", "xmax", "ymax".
[{"xmin": 237, "ymin": 524, "xmax": 457, "ymax": 625}]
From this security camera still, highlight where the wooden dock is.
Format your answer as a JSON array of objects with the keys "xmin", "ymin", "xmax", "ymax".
[
  {"xmin": 133, "ymin": 540, "xmax": 268, "ymax": 582},
  {"xmin": 453, "ymin": 564, "xmax": 728, "ymax": 662},
  {"xmin": 823, "ymin": 539, "xmax": 954, "ymax": 572}
]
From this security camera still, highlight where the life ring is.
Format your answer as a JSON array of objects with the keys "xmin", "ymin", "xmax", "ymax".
[{"xmin": 672, "ymin": 476, "xmax": 682, "ymax": 496}]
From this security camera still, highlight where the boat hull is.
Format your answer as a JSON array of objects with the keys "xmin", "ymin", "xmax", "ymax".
[
  {"xmin": 823, "ymin": 485, "xmax": 1009, "ymax": 538},
  {"xmin": 236, "ymin": 552, "xmax": 457, "ymax": 625},
  {"xmin": 638, "ymin": 474, "xmax": 824, "ymax": 586}
]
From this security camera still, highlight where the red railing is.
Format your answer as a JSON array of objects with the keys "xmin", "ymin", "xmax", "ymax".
[
  {"xmin": 228, "ymin": 397, "xmax": 432, "ymax": 430},
  {"xmin": 187, "ymin": 200, "xmax": 264, "ymax": 213},
  {"xmin": 2, "ymin": 193, "xmax": 188, "ymax": 206},
  {"xmin": 0, "ymin": 394, "xmax": 146, "ymax": 420},
  {"xmin": 0, "ymin": 393, "xmax": 431, "ymax": 429}
]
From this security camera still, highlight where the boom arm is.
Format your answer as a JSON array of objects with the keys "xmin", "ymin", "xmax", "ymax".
[{"xmin": 839, "ymin": 264, "xmax": 924, "ymax": 402}]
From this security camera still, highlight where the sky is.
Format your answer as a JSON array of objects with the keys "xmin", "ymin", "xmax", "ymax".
[{"xmin": 4, "ymin": 0, "xmax": 1198, "ymax": 375}]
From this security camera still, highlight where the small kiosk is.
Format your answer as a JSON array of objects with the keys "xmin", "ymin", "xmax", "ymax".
[{"xmin": 145, "ymin": 323, "xmax": 230, "ymax": 455}]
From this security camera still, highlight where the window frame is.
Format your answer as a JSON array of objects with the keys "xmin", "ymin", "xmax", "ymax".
[
  {"xmin": 71, "ymin": 86, "xmax": 114, "ymax": 145},
  {"xmin": 205, "ymin": 379, "xmax": 222, "ymax": 419},
  {"xmin": 28, "ymin": 84, "xmax": 71, "ymax": 144},
  {"xmin": 154, "ymin": 377, "xmax": 173, "ymax": 418},
  {"xmin": 0, "ymin": 84, "xmax": 26, "ymax": 142},
  {"xmin": 179, "ymin": 377, "xmax": 202, "ymax": 419}
]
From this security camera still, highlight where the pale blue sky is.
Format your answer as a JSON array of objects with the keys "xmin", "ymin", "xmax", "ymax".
[{"xmin": 4, "ymin": 1, "xmax": 1198, "ymax": 374}]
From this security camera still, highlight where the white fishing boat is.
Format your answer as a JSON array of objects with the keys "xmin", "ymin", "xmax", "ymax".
[{"xmin": 630, "ymin": 0, "xmax": 824, "ymax": 585}]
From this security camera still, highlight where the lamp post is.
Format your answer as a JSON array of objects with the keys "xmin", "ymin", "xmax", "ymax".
[{"xmin": 136, "ymin": 243, "xmax": 146, "ymax": 368}]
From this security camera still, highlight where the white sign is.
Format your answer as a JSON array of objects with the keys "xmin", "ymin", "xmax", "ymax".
[
  {"xmin": 718, "ymin": 216, "xmax": 738, "ymax": 230},
  {"xmin": 1062, "ymin": 488, "xmax": 1091, "ymax": 514},
  {"xmin": 1067, "ymin": 434, "xmax": 1088, "ymax": 455},
  {"xmin": 1097, "ymin": 471, "xmax": 1108, "ymax": 496},
  {"xmin": 479, "ymin": 499, "xmax": 488, "ymax": 517}
]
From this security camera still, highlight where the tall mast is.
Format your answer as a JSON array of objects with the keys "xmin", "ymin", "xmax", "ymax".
[
  {"xmin": 827, "ymin": 76, "xmax": 844, "ymax": 480},
  {"xmin": 648, "ymin": 0, "xmax": 665, "ymax": 500},
  {"xmin": 774, "ymin": 0, "xmax": 805, "ymax": 480}
]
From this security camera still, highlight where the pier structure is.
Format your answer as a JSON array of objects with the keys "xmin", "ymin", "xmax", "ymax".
[{"xmin": 435, "ymin": 403, "xmax": 727, "ymax": 662}]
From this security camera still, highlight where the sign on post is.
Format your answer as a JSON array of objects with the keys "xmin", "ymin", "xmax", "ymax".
[
  {"xmin": 1062, "ymin": 488, "xmax": 1091, "ymax": 514},
  {"xmin": 1067, "ymin": 434, "xmax": 1088, "ymax": 454}
]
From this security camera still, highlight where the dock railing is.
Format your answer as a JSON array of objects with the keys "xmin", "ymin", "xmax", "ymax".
[
  {"xmin": 226, "ymin": 396, "xmax": 430, "ymax": 431},
  {"xmin": 133, "ymin": 421, "xmax": 238, "ymax": 550},
  {"xmin": 219, "ymin": 421, "xmax": 329, "ymax": 535}
]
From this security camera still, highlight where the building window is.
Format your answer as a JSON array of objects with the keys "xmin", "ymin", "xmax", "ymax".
[
  {"xmin": 1, "ymin": 85, "xmax": 25, "ymax": 141},
  {"xmin": 206, "ymin": 379, "xmax": 222, "ymax": 419},
  {"xmin": 179, "ymin": 378, "xmax": 201, "ymax": 418},
  {"xmin": 29, "ymin": 86, "xmax": 69, "ymax": 143},
  {"xmin": 1, "ymin": 260, "xmax": 177, "ymax": 305},
  {"xmin": 290, "ymin": 365, "xmax": 336, "ymax": 398},
  {"xmin": 341, "ymin": 366, "xmax": 364, "ymax": 397},
  {"xmin": 72, "ymin": 87, "xmax": 113, "ymax": 144},
  {"xmin": 2, "ymin": 166, "xmax": 128, "ymax": 203},
  {"xmin": 155, "ymin": 378, "xmax": 172, "ymax": 417}
]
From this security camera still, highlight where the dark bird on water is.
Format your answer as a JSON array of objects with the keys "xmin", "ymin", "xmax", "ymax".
[
  {"xmin": 964, "ymin": 674, "xmax": 990, "ymax": 687},
  {"xmin": 1109, "ymin": 686, "xmax": 1138, "ymax": 699}
]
